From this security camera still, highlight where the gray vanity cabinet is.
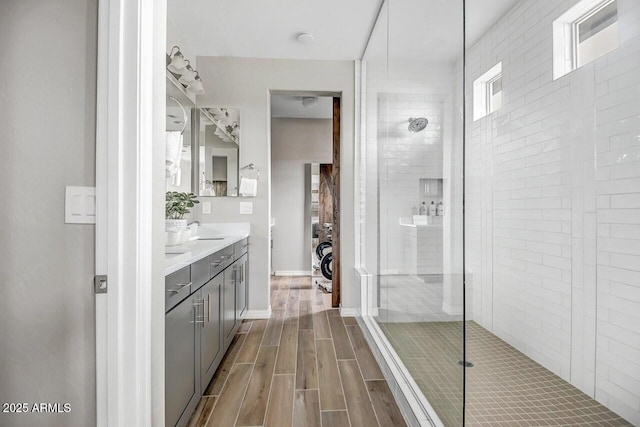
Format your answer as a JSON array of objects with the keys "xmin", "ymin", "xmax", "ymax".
[
  {"xmin": 200, "ymin": 274, "xmax": 222, "ymax": 391},
  {"xmin": 165, "ymin": 293, "xmax": 199, "ymax": 427},
  {"xmin": 222, "ymin": 266, "xmax": 237, "ymax": 345},
  {"xmin": 166, "ymin": 238, "xmax": 249, "ymax": 427}
]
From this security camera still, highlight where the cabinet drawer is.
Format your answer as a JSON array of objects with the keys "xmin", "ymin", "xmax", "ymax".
[
  {"xmin": 210, "ymin": 247, "xmax": 234, "ymax": 277},
  {"xmin": 234, "ymin": 238, "xmax": 249, "ymax": 257},
  {"xmin": 191, "ymin": 255, "xmax": 211, "ymax": 291},
  {"xmin": 166, "ymin": 267, "xmax": 191, "ymax": 312}
]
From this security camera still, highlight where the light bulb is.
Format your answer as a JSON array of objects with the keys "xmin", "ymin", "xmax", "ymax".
[
  {"xmin": 167, "ymin": 50, "xmax": 186, "ymax": 73},
  {"xmin": 178, "ymin": 64, "xmax": 196, "ymax": 85},
  {"xmin": 187, "ymin": 75, "xmax": 204, "ymax": 95}
]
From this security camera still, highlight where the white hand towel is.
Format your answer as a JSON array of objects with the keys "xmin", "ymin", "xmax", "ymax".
[
  {"xmin": 166, "ymin": 131, "xmax": 183, "ymax": 177},
  {"xmin": 239, "ymin": 177, "xmax": 257, "ymax": 197}
]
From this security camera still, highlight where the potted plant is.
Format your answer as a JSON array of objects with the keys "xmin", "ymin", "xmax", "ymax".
[{"xmin": 165, "ymin": 191, "xmax": 199, "ymax": 230}]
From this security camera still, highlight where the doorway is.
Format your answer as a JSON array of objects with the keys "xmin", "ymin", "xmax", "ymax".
[{"xmin": 270, "ymin": 94, "xmax": 341, "ymax": 307}]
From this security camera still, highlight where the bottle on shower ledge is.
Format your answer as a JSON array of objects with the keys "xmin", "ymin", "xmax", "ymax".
[
  {"xmin": 419, "ymin": 202, "xmax": 426, "ymax": 215},
  {"xmin": 428, "ymin": 201, "xmax": 436, "ymax": 216},
  {"xmin": 436, "ymin": 201, "xmax": 444, "ymax": 216}
]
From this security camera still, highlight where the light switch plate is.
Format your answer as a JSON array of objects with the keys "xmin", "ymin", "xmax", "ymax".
[
  {"xmin": 239, "ymin": 202, "xmax": 253, "ymax": 215},
  {"xmin": 202, "ymin": 202, "xmax": 211, "ymax": 214},
  {"xmin": 65, "ymin": 186, "xmax": 96, "ymax": 224}
]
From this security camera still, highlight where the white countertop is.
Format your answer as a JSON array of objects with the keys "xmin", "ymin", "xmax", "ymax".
[
  {"xmin": 165, "ymin": 222, "xmax": 250, "ymax": 275},
  {"xmin": 399, "ymin": 222, "xmax": 443, "ymax": 228},
  {"xmin": 398, "ymin": 217, "xmax": 443, "ymax": 228},
  {"xmin": 165, "ymin": 234, "xmax": 249, "ymax": 276}
]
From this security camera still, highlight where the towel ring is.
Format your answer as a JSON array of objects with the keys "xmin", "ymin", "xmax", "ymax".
[
  {"xmin": 167, "ymin": 96, "xmax": 188, "ymax": 134},
  {"xmin": 241, "ymin": 163, "xmax": 261, "ymax": 180}
]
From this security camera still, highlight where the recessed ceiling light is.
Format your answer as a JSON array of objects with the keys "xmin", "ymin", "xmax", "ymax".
[
  {"xmin": 302, "ymin": 96, "xmax": 317, "ymax": 108},
  {"xmin": 297, "ymin": 32, "xmax": 315, "ymax": 44}
]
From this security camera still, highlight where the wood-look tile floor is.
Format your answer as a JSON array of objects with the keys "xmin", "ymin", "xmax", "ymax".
[{"xmin": 187, "ymin": 275, "xmax": 407, "ymax": 427}]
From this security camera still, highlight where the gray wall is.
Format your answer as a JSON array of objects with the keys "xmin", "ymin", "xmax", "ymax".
[
  {"xmin": 195, "ymin": 57, "xmax": 356, "ymax": 314},
  {"xmin": 0, "ymin": 1, "xmax": 97, "ymax": 426},
  {"xmin": 271, "ymin": 118, "xmax": 332, "ymax": 273}
]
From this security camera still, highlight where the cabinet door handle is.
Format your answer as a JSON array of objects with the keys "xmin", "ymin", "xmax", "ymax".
[
  {"xmin": 193, "ymin": 299, "xmax": 204, "ymax": 324},
  {"xmin": 240, "ymin": 264, "xmax": 244, "ymax": 283},
  {"xmin": 169, "ymin": 282, "xmax": 192, "ymax": 294},
  {"xmin": 211, "ymin": 261, "xmax": 222, "ymax": 267},
  {"xmin": 204, "ymin": 294, "xmax": 210, "ymax": 327}
]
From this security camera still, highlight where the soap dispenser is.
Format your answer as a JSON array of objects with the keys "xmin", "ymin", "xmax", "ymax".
[
  {"xmin": 419, "ymin": 202, "xmax": 426, "ymax": 215},
  {"xmin": 428, "ymin": 201, "xmax": 436, "ymax": 216}
]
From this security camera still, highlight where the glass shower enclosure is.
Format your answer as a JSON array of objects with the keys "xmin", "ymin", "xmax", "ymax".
[
  {"xmin": 357, "ymin": 0, "xmax": 465, "ymax": 424},
  {"xmin": 356, "ymin": 0, "xmax": 640, "ymax": 426}
]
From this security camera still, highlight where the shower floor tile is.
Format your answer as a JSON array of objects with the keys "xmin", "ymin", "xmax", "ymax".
[
  {"xmin": 377, "ymin": 274, "xmax": 462, "ymax": 323},
  {"xmin": 379, "ymin": 321, "xmax": 632, "ymax": 426}
]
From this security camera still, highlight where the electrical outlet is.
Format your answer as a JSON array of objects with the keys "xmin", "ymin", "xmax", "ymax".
[{"xmin": 202, "ymin": 202, "xmax": 211, "ymax": 214}]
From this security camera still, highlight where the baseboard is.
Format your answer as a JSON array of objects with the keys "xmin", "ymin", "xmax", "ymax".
[
  {"xmin": 244, "ymin": 308, "xmax": 272, "ymax": 319},
  {"xmin": 274, "ymin": 270, "xmax": 311, "ymax": 276},
  {"xmin": 442, "ymin": 302, "xmax": 463, "ymax": 315},
  {"xmin": 340, "ymin": 307, "xmax": 358, "ymax": 317}
]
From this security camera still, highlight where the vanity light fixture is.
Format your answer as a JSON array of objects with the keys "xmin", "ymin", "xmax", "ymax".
[
  {"xmin": 167, "ymin": 45, "xmax": 205, "ymax": 96},
  {"xmin": 167, "ymin": 46, "xmax": 187, "ymax": 73}
]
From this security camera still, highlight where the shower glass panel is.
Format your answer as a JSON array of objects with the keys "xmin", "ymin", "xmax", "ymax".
[
  {"xmin": 360, "ymin": 0, "xmax": 465, "ymax": 425},
  {"xmin": 463, "ymin": 1, "xmax": 640, "ymax": 426}
]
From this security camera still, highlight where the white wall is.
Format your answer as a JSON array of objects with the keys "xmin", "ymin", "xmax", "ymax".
[
  {"xmin": 465, "ymin": 0, "xmax": 640, "ymax": 423},
  {"xmin": 360, "ymin": 54, "xmax": 462, "ymax": 316},
  {"xmin": 376, "ymin": 93, "xmax": 444, "ymax": 274},
  {"xmin": 0, "ymin": 1, "xmax": 97, "ymax": 426},
  {"xmin": 271, "ymin": 118, "xmax": 332, "ymax": 274},
  {"xmin": 194, "ymin": 57, "xmax": 355, "ymax": 313}
]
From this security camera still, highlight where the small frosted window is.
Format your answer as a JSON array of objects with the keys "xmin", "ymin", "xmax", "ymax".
[
  {"xmin": 473, "ymin": 62, "xmax": 502, "ymax": 121},
  {"xmin": 553, "ymin": 0, "xmax": 620, "ymax": 79},
  {"xmin": 576, "ymin": 1, "xmax": 619, "ymax": 67},
  {"xmin": 488, "ymin": 75, "xmax": 502, "ymax": 114}
]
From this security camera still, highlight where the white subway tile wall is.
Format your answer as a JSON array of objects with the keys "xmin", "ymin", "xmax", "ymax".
[
  {"xmin": 378, "ymin": 93, "xmax": 444, "ymax": 273},
  {"xmin": 465, "ymin": 0, "xmax": 640, "ymax": 424}
]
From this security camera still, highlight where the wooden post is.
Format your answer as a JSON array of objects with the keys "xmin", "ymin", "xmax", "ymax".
[{"xmin": 332, "ymin": 97, "xmax": 341, "ymax": 308}]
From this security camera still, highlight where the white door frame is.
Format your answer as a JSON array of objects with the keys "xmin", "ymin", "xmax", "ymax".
[{"xmin": 95, "ymin": 0, "xmax": 166, "ymax": 425}]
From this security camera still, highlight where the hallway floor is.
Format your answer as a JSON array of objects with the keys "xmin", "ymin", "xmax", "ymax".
[
  {"xmin": 380, "ymin": 321, "xmax": 632, "ymax": 426},
  {"xmin": 188, "ymin": 275, "xmax": 407, "ymax": 427}
]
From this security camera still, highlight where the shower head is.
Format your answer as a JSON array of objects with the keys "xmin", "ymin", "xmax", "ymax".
[{"xmin": 408, "ymin": 117, "xmax": 428, "ymax": 133}]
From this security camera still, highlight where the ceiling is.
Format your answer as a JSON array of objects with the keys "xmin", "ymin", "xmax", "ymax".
[
  {"xmin": 168, "ymin": 1, "xmax": 521, "ymax": 119},
  {"xmin": 168, "ymin": 0, "xmax": 520, "ymax": 63},
  {"xmin": 271, "ymin": 96, "xmax": 333, "ymax": 119},
  {"xmin": 167, "ymin": 0, "xmax": 382, "ymax": 60}
]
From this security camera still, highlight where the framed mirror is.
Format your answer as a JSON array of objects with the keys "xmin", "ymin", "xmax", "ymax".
[
  {"xmin": 197, "ymin": 107, "xmax": 240, "ymax": 197},
  {"xmin": 166, "ymin": 72, "xmax": 196, "ymax": 193}
]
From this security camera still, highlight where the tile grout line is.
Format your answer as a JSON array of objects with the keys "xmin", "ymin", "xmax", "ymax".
[
  {"xmin": 342, "ymin": 314, "xmax": 383, "ymax": 427},
  {"xmin": 261, "ymin": 277, "xmax": 291, "ymax": 427},
  {"xmin": 232, "ymin": 318, "xmax": 269, "ymax": 427},
  {"xmin": 202, "ymin": 329, "xmax": 252, "ymax": 426},
  {"xmin": 327, "ymin": 310, "xmax": 353, "ymax": 427}
]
